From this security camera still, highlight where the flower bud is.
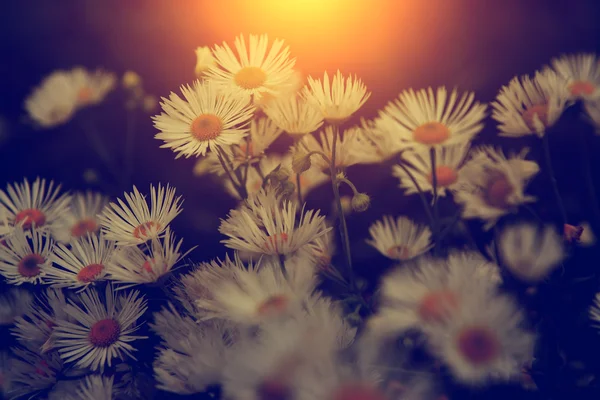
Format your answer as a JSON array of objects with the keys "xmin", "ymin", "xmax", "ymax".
[
  {"xmin": 122, "ymin": 71, "xmax": 142, "ymax": 89},
  {"xmin": 351, "ymin": 193, "xmax": 370, "ymax": 212},
  {"xmin": 292, "ymin": 153, "xmax": 311, "ymax": 174}
]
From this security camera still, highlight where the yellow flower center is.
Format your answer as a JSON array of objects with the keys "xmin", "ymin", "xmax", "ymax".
[
  {"xmin": 413, "ymin": 122, "xmax": 450, "ymax": 145},
  {"xmin": 190, "ymin": 114, "xmax": 223, "ymax": 141},
  {"xmin": 457, "ymin": 326, "xmax": 500, "ymax": 365},
  {"xmin": 569, "ymin": 80, "xmax": 596, "ymax": 97},
  {"xmin": 234, "ymin": 66, "xmax": 267, "ymax": 90},
  {"xmin": 427, "ymin": 165, "xmax": 458, "ymax": 187}
]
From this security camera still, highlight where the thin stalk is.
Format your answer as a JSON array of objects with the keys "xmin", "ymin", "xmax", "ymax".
[
  {"xmin": 330, "ymin": 125, "xmax": 355, "ymax": 290},
  {"xmin": 429, "ymin": 147, "xmax": 440, "ymax": 253},
  {"xmin": 296, "ymin": 173, "xmax": 303, "ymax": 205},
  {"xmin": 278, "ymin": 253, "xmax": 288, "ymax": 281},
  {"xmin": 395, "ymin": 157, "xmax": 436, "ymax": 230},
  {"xmin": 542, "ymin": 134, "xmax": 568, "ymax": 226},
  {"xmin": 216, "ymin": 148, "xmax": 244, "ymax": 200},
  {"xmin": 222, "ymin": 148, "xmax": 248, "ymax": 199}
]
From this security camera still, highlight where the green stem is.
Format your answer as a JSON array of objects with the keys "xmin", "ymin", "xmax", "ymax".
[
  {"xmin": 296, "ymin": 173, "xmax": 303, "ymax": 205},
  {"xmin": 216, "ymin": 148, "xmax": 245, "ymax": 200},
  {"xmin": 330, "ymin": 126, "xmax": 355, "ymax": 290},
  {"xmin": 429, "ymin": 147, "xmax": 440, "ymax": 254},
  {"xmin": 542, "ymin": 134, "xmax": 568, "ymax": 226}
]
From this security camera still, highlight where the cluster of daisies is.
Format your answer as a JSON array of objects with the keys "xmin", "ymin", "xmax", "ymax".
[{"xmin": 2, "ymin": 33, "xmax": 600, "ymax": 399}]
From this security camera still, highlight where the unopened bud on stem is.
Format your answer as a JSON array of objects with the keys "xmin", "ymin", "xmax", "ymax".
[{"xmin": 351, "ymin": 192, "xmax": 371, "ymax": 212}]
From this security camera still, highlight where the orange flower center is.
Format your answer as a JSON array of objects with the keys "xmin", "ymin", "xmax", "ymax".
[
  {"xmin": 18, "ymin": 254, "xmax": 45, "ymax": 277},
  {"xmin": 521, "ymin": 104, "xmax": 548, "ymax": 131},
  {"xmin": 412, "ymin": 122, "xmax": 450, "ymax": 145},
  {"xmin": 483, "ymin": 173, "xmax": 514, "ymax": 209},
  {"xmin": 385, "ymin": 245, "xmax": 411, "ymax": 260},
  {"xmin": 89, "ymin": 318, "xmax": 121, "ymax": 347},
  {"xmin": 15, "ymin": 208, "xmax": 46, "ymax": 229},
  {"xmin": 427, "ymin": 166, "xmax": 458, "ymax": 187},
  {"xmin": 257, "ymin": 295, "xmax": 289, "ymax": 316},
  {"xmin": 418, "ymin": 290, "xmax": 458, "ymax": 322},
  {"xmin": 331, "ymin": 383, "xmax": 388, "ymax": 400},
  {"xmin": 71, "ymin": 218, "xmax": 99, "ymax": 238},
  {"xmin": 142, "ymin": 258, "xmax": 156, "ymax": 273},
  {"xmin": 569, "ymin": 80, "xmax": 596, "ymax": 96},
  {"xmin": 264, "ymin": 232, "xmax": 289, "ymax": 253},
  {"xmin": 457, "ymin": 326, "xmax": 500, "ymax": 365},
  {"xmin": 77, "ymin": 87, "xmax": 94, "ymax": 104},
  {"xmin": 234, "ymin": 66, "xmax": 267, "ymax": 89},
  {"xmin": 190, "ymin": 114, "xmax": 223, "ymax": 141},
  {"xmin": 76, "ymin": 263, "xmax": 104, "ymax": 283},
  {"xmin": 133, "ymin": 221, "xmax": 160, "ymax": 240}
]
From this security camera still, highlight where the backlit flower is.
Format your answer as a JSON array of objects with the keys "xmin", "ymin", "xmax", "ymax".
[
  {"xmin": 194, "ymin": 46, "xmax": 216, "ymax": 78},
  {"xmin": 24, "ymin": 71, "xmax": 78, "ymax": 128},
  {"xmin": 99, "ymin": 184, "xmax": 182, "ymax": 246},
  {"xmin": 498, "ymin": 223, "xmax": 565, "ymax": 282},
  {"xmin": 207, "ymin": 34, "xmax": 296, "ymax": 101},
  {"xmin": 52, "ymin": 192, "xmax": 107, "ymax": 243},
  {"xmin": 366, "ymin": 216, "xmax": 433, "ymax": 261},
  {"xmin": 377, "ymin": 87, "xmax": 486, "ymax": 149},
  {"xmin": 303, "ymin": 70, "xmax": 370, "ymax": 124},
  {"xmin": 492, "ymin": 69, "xmax": 569, "ymax": 137},
  {"xmin": 68, "ymin": 67, "xmax": 116, "ymax": 108},
  {"xmin": 264, "ymin": 94, "xmax": 324, "ymax": 137},
  {"xmin": 0, "ymin": 177, "xmax": 71, "ymax": 233},
  {"xmin": 0, "ymin": 227, "xmax": 53, "ymax": 285},
  {"xmin": 153, "ymin": 79, "xmax": 255, "ymax": 158},
  {"xmin": 52, "ymin": 284, "xmax": 148, "ymax": 371},
  {"xmin": 550, "ymin": 53, "xmax": 600, "ymax": 102}
]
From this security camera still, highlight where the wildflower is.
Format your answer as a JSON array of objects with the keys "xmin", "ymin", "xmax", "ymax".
[
  {"xmin": 52, "ymin": 192, "xmax": 107, "ymax": 243},
  {"xmin": 366, "ymin": 216, "xmax": 433, "ymax": 261},
  {"xmin": 264, "ymin": 94, "xmax": 324, "ymax": 137},
  {"xmin": 550, "ymin": 53, "xmax": 600, "ymax": 102},
  {"xmin": 0, "ymin": 227, "xmax": 54, "ymax": 285}
]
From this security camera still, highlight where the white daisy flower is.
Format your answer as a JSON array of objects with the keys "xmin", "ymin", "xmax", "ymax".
[
  {"xmin": 231, "ymin": 116, "xmax": 283, "ymax": 164},
  {"xmin": 303, "ymin": 70, "xmax": 370, "ymax": 124},
  {"xmin": 107, "ymin": 227, "xmax": 192, "ymax": 287},
  {"xmin": 25, "ymin": 71, "xmax": 78, "ymax": 128},
  {"xmin": 550, "ymin": 53, "xmax": 600, "ymax": 101},
  {"xmin": 264, "ymin": 93, "xmax": 324, "ymax": 137},
  {"xmin": 367, "ymin": 255, "xmax": 501, "ymax": 339},
  {"xmin": 377, "ymin": 87, "xmax": 486, "ymax": 149},
  {"xmin": 194, "ymin": 46, "xmax": 216, "ymax": 78},
  {"xmin": 589, "ymin": 293, "xmax": 600, "ymax": 330},
  {"xmin": 99, "ymin": 184, "xmax": 182, "ymax": 246},
  {"xmin": 67, "ymin": 375, "xmax": 114, "ymax": 400},
  {"xmin": 0, "ymin": 288, "xmax": 33, "ymax": 325},
  {"xmin": 219, "ymin": 188, "xmax": 330, "ymax": 256},
  {"xmin": 0, "ymin": 227, "xmax": 54, "ymax": 285},
  {"xmin": 0, "ymin": 177, "xmax": 71, "ymax": 233},
  {"xmin": 179, "ymin": 254, "xmax": 244, "ymax": 304},
  {"xmin": 393, "ymin": 142, "xmax": 471, "ymax": 197},
  {"xmin": 357, "ymin": 117, "xmax": 405, "ymax": 163},
  {"xmin": 5, "ymin": 346, "xmax": 63, "ymax": 399},
  {"xmin": 68, "ymin": 67, "xmax": 116, "ymax": 108},
  {"xmin": 46, "ymin": 234, "xmax": 115, "ymax": 290},
  {"xmin": 298, "ymin": 230, "xmax": 335, "ymax": 273},
  {"xmin": 52, "ymin": 284, "xmax": 148, "ymax": 371},
  {"xmin": 426, "ymin": 292, "xmax": 534, "ymax": 385},
  {"xmin": 294, "ymin": 125, "xmax": 378, "ymax": 172},
  {"xmin": 0, "ymin": 206, "xmax": 12, "ymax": 239},
  {"xmin": 152, "ymin": 305, "xmax": 235, "ymax": 394},
  {"xmin": 366, "ymin": 216, "xmax": 433, "ymax": 261},
  {"xmin": 153, "ymin": 79, "xmax": 255, "ymax": 158},
  {"xmin": 52, "ymin": 192, "xmax": 108, "ymax": 243},
  {"xmin": 12, "ymin": 289, "xmax": 70, "ymax": 352},
  {"xmin": 492, "ymin": 69, "xmax": 569, "ymax": 137},
  {"xmin": 498, "ymin": 223, "xmax": 565, "ymax": 282},
  {"xmin": 206, "ymin": 33, "xmax": 297, "ymax": 101},
  {"xmin": 454, "ymin": 147, "xmax": 540, "ymax": 230},
  {"xmin": 194, "ymin": 256, "xmax": 317, "ymax": 325}
]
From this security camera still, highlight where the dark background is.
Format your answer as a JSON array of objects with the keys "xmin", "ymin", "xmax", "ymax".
[{"xmin": 1, "ymin": 0, "xmax": 600, "ymax": 399}]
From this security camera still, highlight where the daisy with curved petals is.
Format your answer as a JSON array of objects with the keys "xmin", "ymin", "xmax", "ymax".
[
  {"xmin": 303, "ymin": 70, "xmax": 370, "ymax": 124},
  {"xmin": 99, "ymin": 184, "xmax": 182, "ymax": 246},
  {"xmin": 180, "ymin": 254, "xmax": 244, "ymax": 304},
  {"xmin": 25, "ymin": 71, "xmax": 78, "ymax": 128},
  {"xmin": 498, "ymin": 223, "xmax": 565, "ymax": 282},
  {"xmin": 492, "ymin": 69, "xmax": 569, "ymax": 137},
  {"xmin": 53, "ymin": 192, "xmax": 107, "ymax": 243},
  {"xmin": 454, "ymin": 147, "xmax": 540, "ymax": 230},
  {"xmin": 0, "ymin": 288, "xmax": 33, "ymax": 326},
  {"xmin": 67, "ymin": 375, "xmax": 114, "ymax": 400},
  {"xmin": 0, "ymin": 177, "xmax": 71, "ymax": 233},
  {"xmin": 108, "ymin": 227, "xmax": 192, "ymax": 287},
  {"xmin": 52, "ymin": 284, "xmax": 148, "ymax": 371},
  {"xmin": 46, "ymin": 234, "xmax": 115, "ymax": 291},
  {"xmin": 264, "ymin": 93, "xmax": 324, "ymax": 137},
  {"xmin": 377, "ymin": 87, "xmax": 486, "ymax": 149},
  {"xmin": 195, "ymin": 257, "xmax": 317, "ymax": 325},
  {"xmin": 426, "ymin": 292, "xmax": 534, "ymax": 385},
  {"xmin": 206, "ymin": 33, "xmax": 297, "ymax": 101},
  {"xmin": 153, "ymin": 79, "xmax": 255, "ymax": 158},
  {"xmin": 219, "ymin": 188, "xmax": 330, "ymax": 256},
  {"xmin": 550, "ymin": 53, "xmax": 600, "ymax": 102},
  {"xmin": 393, "ymin": 141, "xmax": 471, "ymax": 197},
  {"xmin": 194, "ymin": 46, "xmax": 216, "ymax": 78},
  {"xmin": 0, "ymin": 227, "xmax": 53, "ymax": 285},
  {"xmin": 366, "ymin": 216, "xmax": 433, "ymax": 261},
  {"xmin": 69, "ymin": 67, "xmax": 116, "ymax": 109}
]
